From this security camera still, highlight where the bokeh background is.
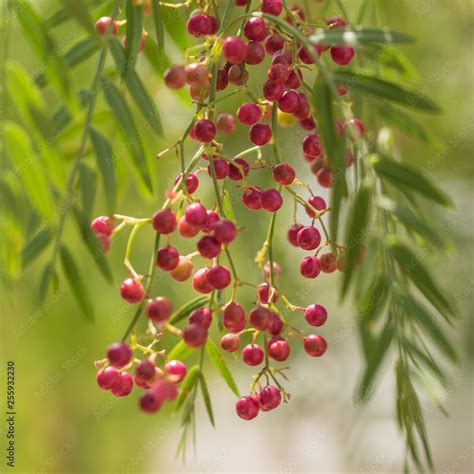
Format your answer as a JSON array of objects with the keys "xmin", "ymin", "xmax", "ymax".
[{"xmin": 1, "ymin": 0, "xmax": 473, "ymax": 472}]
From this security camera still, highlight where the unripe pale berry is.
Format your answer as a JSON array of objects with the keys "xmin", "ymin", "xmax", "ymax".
[
  {"xmin": 320, "ymin": 252, "xmax": 337, "ymax": 273},
  {"xmin": 250, "ymin": 124, "xmax": 272, "ymax": 146},
  {"xmin": 194, "ymin": 119, "xmax": 216, "ymax": 142},
  {"xmin": 249, "ymin": 306, "xmax": 272, "ymax": 331},
  {"xmin": 235, "ymin": 396, "xmax": 260, "ymax": 420},
  {"xmin": 192, "ymin": 268, "xmax": 214, "ymax": 294},
  {"xmin": 96, "ymin": 367, "xmax": 120, "ymax": 390},
  {"xmin": 170, "ymin": 256, "xmax": 193, "ymax": 282},
  {"xmin": 188, "ymin": 307, "xmax": 212, "ymax": 329},
  {"xmin": 146, "ymin": 297, "xmax": 172, "ymax": 322},
  {"xmin": 300, "ymin": 256, "xmax": 321, "ymax": 278},
  {"xmin": 213, "ymin": 219, "xmax": 237, "ymax": 244},
  {"xmin": 107, "ymin": 342, "xmax": 132, "ymax": 368},
  {"xmin": 222, "ymin": 36, "xmax": 248, "ymax": 64},
  {"xmin": 216, "ymin": 113, "xmax": 236, "ymax": 134},
  {"xmin": 185, "ymin": 202, "xmax": 208, "ymax": 227},
  {"xmin": 303, "ymin": 334, "xmax": 327, "ymax": 357},
  {"xmin": 264, "ymin": 260, "xmax": 281, "ymax": 280},
  {"xmin": 164, "ymin": 65, "xmax": 187, "ymax": 89},
  {"xmin": 120, "ymin": 278, "xmax": 145, "ymax": 304},
  {"xmin": 242, "ymin": 186, "xmax": 263, "ymax": 210},
  {"xmin": 229, "ymin": 158, "xmax": 250, "ymax": 181},
  {"xmin": 305, "ymin": 304, "xmax": 328, "ymax": 326},
  {"xmin": 259, "ymin": 385, "xmax": 281, "ymax": 411},
  {"xmin": 207, "ymin": 265, "xmax": 231, "ymax": 289},
  {"xmin": 197, "ymin": 236, "xmax": 221, "ymax": 259},
  {"xmin": 152, "ymin": 208, "xmax": 177, "ymax": 234},
  {"xmin": 183, "ymin": 323, "xmax": 208, "ymax": 348},
  {"xmin": 111, "ymin": 372, "xmax": 133, "ymax": 397},
  {"xmin": 242, "ymin": 344, "xmax": 264, "ymax": 366},
  {"xmin": 261, "ymin": 188, "xmax": 283, "ymax": 212},
  {"xmin": 269, "ymin": 339, "xmax": 290, "ymax": 361},
  {"xmin": 164, "ymin": 360, "xmax": 187, "ymax": 383},
  {"xmin": 237, "ymin": 102, "xmax": 262, "ymax": 126},
  {"xmin": 297, "ymin": 226, "xmax": 321, "ymax": 250},
  {"xmin": 288, "ymin": 223, "xmax": 304, "ymax": 246},
  {"xmin": 220, "ymin": 333, "xmax": 241, "ymax": 352}
]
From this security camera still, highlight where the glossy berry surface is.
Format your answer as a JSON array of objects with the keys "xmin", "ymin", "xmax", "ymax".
[
  {"xmin": 107, "ymin": 342, "xmax": 132, "ymax": 368},
  {"xmin": 236, "ymin": 396, "xmax": 260, "ymax": 420}
]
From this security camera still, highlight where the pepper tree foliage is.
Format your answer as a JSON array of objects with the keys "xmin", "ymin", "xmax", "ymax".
[{"xmin": 1, "ymin": 0, "xmax": 458, "ymax": 471}]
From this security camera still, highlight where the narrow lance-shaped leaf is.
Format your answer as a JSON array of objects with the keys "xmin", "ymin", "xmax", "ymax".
[
  {"xmin": 174, "ymin": 365, "xmax": 199, "ymax": 412},
  {"xmin": 388, "ymin": 239, "xmax": 456, "ymax": 320},
  {"xmin": 64, "ymin": 0, "xmax": 95, "ymax": 34},
  {"xmin": 169, "ymin": 296, "xmax": 210, "ymax": 325},
  {"xmin": 124, "ymin": 1, "xmax": 144, "ymax": 76},
  {"xmin": 167, "ymin": 340, "xmax": 196, "ymax": 362},
  {"xmin": 331, "ymin": 71, "xmax": 441, "ymax": 113},
  {"xmin": 222, "ymin": 189, "xmax": 236, "ymax": 223},
  {"xmin": 205, "ymin": 339, "xmax": 239, "ymax": 397},
  {"xmin": 90, "ymin": 128, "xmax": 116, "ymax": 214},
  {"xmin": 109, "ymin": 39, "xmax": 163, "ymax": 136},
  {"xmin": 79, "ymin": 163, "xmax": 97, "ymax": 220},
  {"xmin": 22, "ymin": 228, "xmax": 53, "ymax": 270},
  {"xmin": 101, "ymin": 78, "xmax": 153, "ymax": 193},
  {"xmin": 59, "ymin": 245, "xmax": 95, "ymax": 321},
  {"xmin": 370, "ymin": 154, "xmax": 453, "ymax": 207},
  {"xmin": 199, "ymin": 373, "xmax": 215, "ymax": 427},
  {"xmin": 151, "ymin": 0, "xmax": 165, "ymax": 58}
]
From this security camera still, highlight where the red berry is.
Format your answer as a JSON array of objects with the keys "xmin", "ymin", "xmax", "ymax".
[
  {"xmin": 299, "ymin": 117, "xmax": 316, "ymax": 131},
  {"xmin": 259, "ymin": 385, "xmax": 281, "ymax": 410},
  {"xmin": 235, "ymin": 0, "xmax": 249, "ymax": 6},
  {"xmin": 302, "ymin": 135, "xmax": 322, "ymax": 158},
  {"xmin": 298, "ymin": 45, "xmax": 321, "ymax": 64},
  {"xmin": 139, "ymin": 390, "xmax": 162, "ymax": 413},
  {"xmin": 228, "ymin": 64, "xmax": 248, "ymax": 86},
  {"xmin": 242, "ymin": 186, "xmax": 263, "ymax": 210},
  {"xmin": 257, "ymin": 282, "xmax": 279, "ymax": 304},
  {"xmin": 178, "ymin": 216, "xmax": 200, "ymax": 238},
  {"xmin": 91, "ymin": 216, "xmax": 114, "ymax": 236},
  {"xmin": 338, "ymin": 85, "xmax": 349, "ymax": 96},
  {"xmin": 220, "ymin": 333, "xmax": 241, "ymax": 352},
  {"xmin": 297, "ymin": 227, "xmax": 321, "ymax": 250},
  {"xmin": 278, "ymin": 90, "xmax": 300, "ymax": 113},
  {"xmin": 175, "ymin": 172, "xmax": 199, "ymax": 194},
  {"xmin": 267, "ymin": 312, "xmax": 283, "ymax": 336},
  {"xmin": 164, "ymin": 360, "xmax": 187, "ymax": 383},
  {"xmin": 261, "ymin": 0, "xmax": 283, "ymax": 16},
  {"xmin": 264, "ymin": 33, "xmax": 284, "ymax": 55},
  {"xmin": 261, "ymin": 188, "xmax": 283, "ymax": 212},
  {"xmin": 208, "ymin": 15, "xmax": 219, "ymax": 34},
  {"xmin": 250, "ymin": 124, "xmax": 272, "ymax": 146},
  {"xmin": 185, "ymin": 63, "xmax": 209, "ymax": 86},
  {"xmin": 146, "ymin": 297, "xmax": 172, "ymax": 322},
  {"xmin": 111, "ymin": 372, "xmax": 133, "ymax": 397},
  {"xmin": 326, "ymin": 16, "xmax": 347, "ymax": 28},
  {"xmin": 183, "ymin": 323, "xmax": 208, "ymax": 348},
  {"xmin": 207, "ymin": 265, "xmax": 231, "ymax": 289},
  {"xmin": 154, "ymin": 379, "xmax": 179, "ymax": 401},
  {"xmin": 267, "ymin": 63, "xmax": 290, "ymax": 84},
  {"xmin": 245, "ymin": 41, "xmax": 265, "ymax": 65},
  {"xmin": 188, "ymin": 307, "xmax": 212, "ymax": 329},
  {"xmin": 185, "ymin": 202, "xmax": 207, "ymax": 227},
  {"xmin": 236, "ymin": 396, "xmax": 260, "ymax": 420},
  {"xmin": 95, "ymin": 17, "xmax": 118, "ymax": 36},
  {"xmin": 122, "ymin": 33, "xmax": 145, "ymax": 51},
  {"xmin": 107, "ymin": 342, "xmax": 132, "ymax": 368},
  {"xmin": 316, "ymin": 167, "xmax": 334, "ymax": 188},
  {"xmin": 120, "ymin": 278, "xmax": 145, "ymax": 304},
  {"xmin": 208, "ymin": 159, "xmax": 230, "ymax": 179},
  {"xmin": 229, "ymin": 157, "xmax": 250, "ymax": 181},
  {"xmin": 223, "ymin": 302, "xmax": 246, "ymax": 332},
  {"xmin": 197, "ymin": 236, "xmax": 221, "ymax": 259},
  {"xmin": 170, "ymin": 256, "xmax": 193, "ymax": 282},
  {"xmin": 249, "ymin": 306, "xmax": 272, "ymax": 331},
  {"xmin": 194, "ymin": 119, "xmax": 216, "ymax": 142},
  {"xmin": 152, "ymin": 208, "xmax": 177, "ymax": 234},
  {"xmin": 264, "ymin": 260, "xmax": 281, "ymax": 280},
  {"xmin": 272, "ymin": 51, "xmax": 292, "ymax": 65},
  {"xmin": 305, "ymin": 304, "xmax": 328, "ymax": 326},
  {"xmin": 164, "ymin": 65, "xmax": 187, "ymax": 89},
  {"xmin": 96, "ymin": 367, "xmax": 120, "ymax": 390},
  {"xmin": 303, "ymin": 334, "xmax": 327, "ymax": 357},
  {"xmin": 213, "ymin": 219, "xmax": 237, "ymax": 244},
  {"xmin": 135, "ymin": 359, "xmax": 156, "ymax": 382},
  {"xmin": 187, "ymin": 14, "xmax": 212, "ymax": 37},
  {"xmin": 237, "ymin": 102, "xmax": 262, "ymax": 126},
  {"xmin": 305, "ymin": 196, "xmax": 326, "ymax": 217},
  {"xmin": 287, "ymin": 224, "xmax": 304, "ymax": 246},
  {"xmin": 263, "ymin": 79, "xmax": 284, "ymax": 101},
  {"xmin": 202, "ymin": 210, "xmax": 220, "ymax": 233},
  {"xmin": 216, "ymin": 68, "xmax": 229, "ymax": 91},
  {"xmin": 294, "ymin": 92, "xmax": 310, "ymax": 119},
  {"xmin": 345, "ymin": 118, "xmax": 365, "ymax": 137},
  {"xmin": 300, "ymin": 256, "xmax": 321, "ymax": 278},
  {"xmin": 192, "ymin": 268, "xmax": 214, "ymax": 294},
  {"xmin": 243, "ymin": 17, "xmax": 267, "ymax": 41},
  {"xmin": 285, "ymin": 69, "xmax": 302, "ymax": 89},
  {"xmin": 331, "ymin": 46, "xmax": 355, "ymax": 66},
  {"xmin": 269, "ymin": 339, "xmax": 290, "ymax": 361},
  {"xmin": 320, "ymin": 252, "xmax": 337, "ymax": 273},
  {"xmin": 242, "ymin": 344, "xmax": 264, "ymax": 366},
  {"xmin": 217, "ymin": 113, "xmax": 236, "ymax": 134},
  {"xmin": 222, "ymin": 36, "xmax": 248, "ymax": 64}
]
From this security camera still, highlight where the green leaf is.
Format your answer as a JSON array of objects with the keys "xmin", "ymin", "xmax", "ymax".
[
  {"xmin": 309, "ymin": 26, "xmax": 414, "ymax": 46},
  {"xmin": 90, "ymin": 128, "xmax": 116, "ymax": 214},
  {"xmin": 396, "ymin": 291, "xmax": 457, "ymax": 362},
  {"xmin": 174, "ymin": 365, "xmax": 199, "ymax": 412},
  {"xmin": 22, "ymin": 228, "xmax": 52, "ymax": 270},
  {"xmin": 101, "ymin": 78, "xmax": 153, "ymax": 193},
  {"xmin": 357, "ymin": 276, "xmax": 390, "ymax": 324},
  {"xmin": 403, "ymin": 339, "xmax": 447, "ymax": 386},
  {"xmin": 79, "ymin": 163, "xmax": 97, "ymax": 220},
  {"xmin": 342, "ymin": 180, "xmax": 372, "ymax": 297},
  {"xmin": 377, "ymin": 103, "xmax": 440, "ymax": 148},
  {"xmin": 169, "ymin": 296, "xmax": 210, "ymax": 325},
  {"xmin": 222, "ymin": 189, "xmax": 236, "ymax": 223},
  {"xmin": 64, "ymin": 0, "xmax": 95, "ymax": 34},
  {"xmin": 109, "ymin": 39, "xmax": 163, "ymax": 136},
  {"xmin": 71, "ymin": 206, "xmax": 113, "ymax": 284},
  {"xmin": 205, "ymin": 339, "xmax": 239, "ymax": 397},
  {"xmin": 59, "ymin": 245, "xmax": 95, "ymax": 321},
  {"xmin": 218, "ymin": 0, "xmax": 235, "ymax": 34},
  {"xmin": 151, "ymin": 0, "xmax": 165, "ymax": 58},
  {"xmin": 38, "ymin": 262, "xmax": 58, "ymax": 303},
  {"xmin": 313, "ymin": 76, "xmax": 346, "ymax": 245},
  {"xmin": 124, "ymin": 1, "xmax": 144, "ymax": 76},
  {"xmin": 356, "ymin": 319, "xmax": 394, "ymax": 402},
  {"xmin": 199, "ymin": 373, "xmax": 215, "ymax": 427},
  {"xmin": 167, "ymin": 340, "xmax": 196, "ymax": 362},
  {"xmin": 4, "ymin": 122, "xmax": 54, "ymax": 219},
  {"xmin": 370, "ymin": 154, "xmax": 453, "ymax": 207},
  {"xmin": 388, "ymin": 240, "xmax": 456, "ymax": 320},
  {"xmin": 331, "ymin": 71, "xmax": 441, "ymax": 113}
]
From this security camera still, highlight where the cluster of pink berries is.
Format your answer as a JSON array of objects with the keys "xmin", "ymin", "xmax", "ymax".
[
  {"xmin": 92, "ymin": 3, "xmax": 364, "ymax": 421},
  {"xmin": 95, "ymin": 16, "xmax": 146, "ymax": 51}
]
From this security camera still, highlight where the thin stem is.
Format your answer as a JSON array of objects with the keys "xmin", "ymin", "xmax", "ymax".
[{"xmin": 271, "ymin": 102, "xmax": 281, "ymax": 163}]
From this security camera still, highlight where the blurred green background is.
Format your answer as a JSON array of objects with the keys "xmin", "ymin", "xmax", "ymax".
[{"xmin": 1, "ymin": 0, "xmax": 473, "ymax": 472}]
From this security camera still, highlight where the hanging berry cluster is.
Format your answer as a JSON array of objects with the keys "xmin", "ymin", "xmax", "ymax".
[{"xmin": 93, "ymin": 1, "xmax": 364, "ymax": 422}]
